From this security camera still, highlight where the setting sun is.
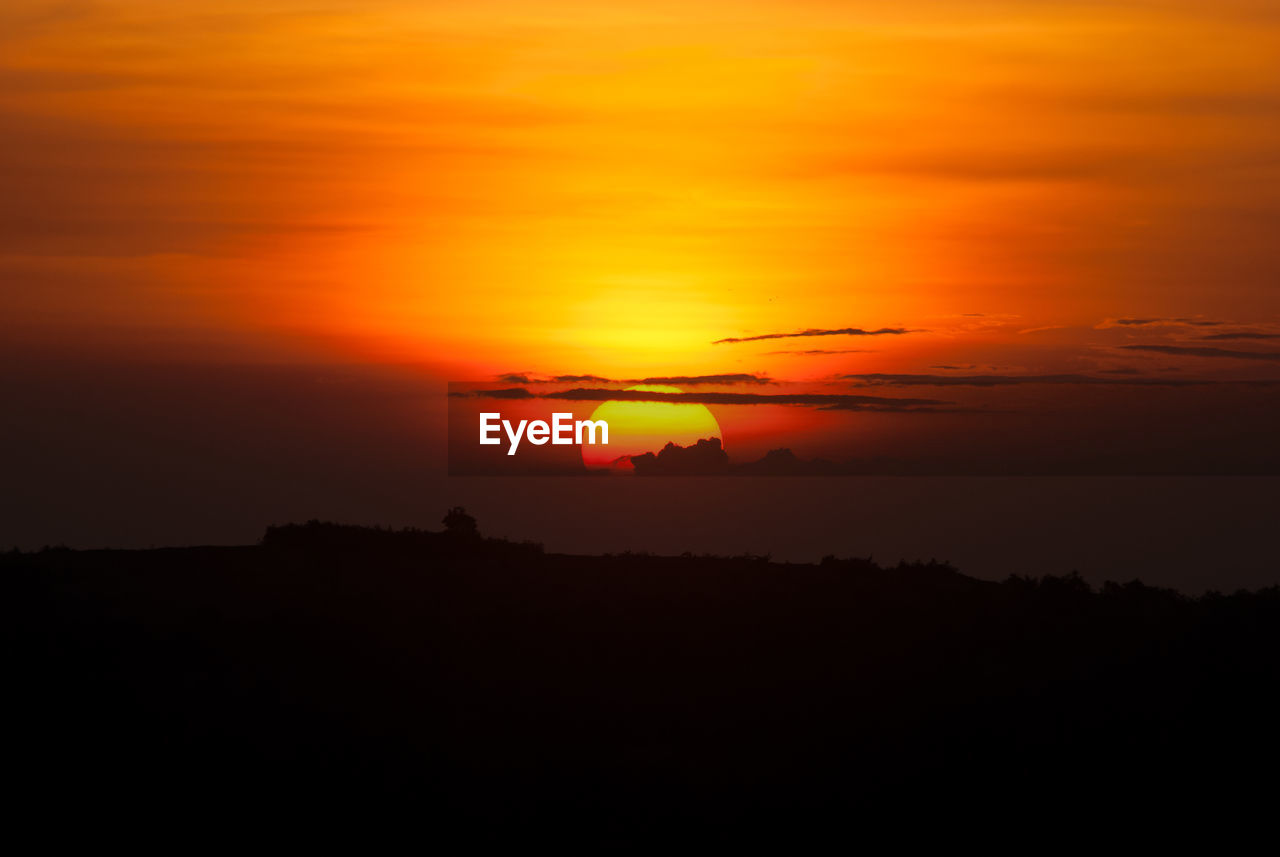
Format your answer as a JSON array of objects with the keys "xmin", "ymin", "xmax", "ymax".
[{"xmin": 581, "ymin": 385, "xmax": 722, "ymax": 470}]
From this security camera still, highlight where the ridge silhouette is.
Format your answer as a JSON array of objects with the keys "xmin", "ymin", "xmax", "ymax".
[{"xmin": 4, "ymin": 512, "xmax": 1279, "ymax": 843}]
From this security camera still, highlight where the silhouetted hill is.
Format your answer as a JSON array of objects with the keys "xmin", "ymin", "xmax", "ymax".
[{"xmin": 4, "ymin": 518, "xmax": 1280, "ymax": 844}]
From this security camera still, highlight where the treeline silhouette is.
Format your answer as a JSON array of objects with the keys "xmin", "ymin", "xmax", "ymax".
[{"xmin": 5, "ymin": 512, "xmax": 1279, "ymax": 843}]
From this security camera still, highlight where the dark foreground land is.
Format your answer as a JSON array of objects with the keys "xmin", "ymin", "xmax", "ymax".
[{"xmin": 5, "ymin": 519, "xmax": 1280, "ymax": 843}]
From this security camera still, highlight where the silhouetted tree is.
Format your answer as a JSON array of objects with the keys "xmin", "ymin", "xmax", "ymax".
[{"xmin": 442, "ymin": 506, "xmax": 479, "ymax": 538}]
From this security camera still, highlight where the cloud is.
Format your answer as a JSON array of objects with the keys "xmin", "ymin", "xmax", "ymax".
[
  {"xmin": 844, "ymin": 373, "xmax": 1208, "ymax": 387},
  {"xmin": 814, "ymin": 400, "xmax": 975, "ymax": 412},
  {"xmin": 474, "ymin": 387, "xmax": 535, "ymax": 398},
  {"xmin": 1120, "ymin": 345, "xmax": 1280, "ymax": 362},
  {"xmin": 542, "ymin": 387, "xmax": 948, "ymax": 410},
  {"xmin": 1096, "ymin": 317, "xmax": 1226, "ymax": 329},
  {"xmin": 765, "ymin": 349, "xmax": 873, "ymax": 356},
  {"xmin": 506, "ymin": 373, "xmax": 772, "ymax": 385},
  {"xmin": 552, "ymin": 374, "xmax": 612, "ymax": 383},
  {"xmin": 1017, "ymin": 325, "xmax": 1067, "ymax": 335},
  {"xmin": 634, "ymin": 374, "xmax": 772, "ymax": 386},
  {"xmin": 466, "ymin": 386, "xmax": 952, "ymax": 412},
  {"xmin": 630, "ymin": 438, "xmax": 730, "ymax": 476},
  {"xmin": 1200, "ymin": 332, "xmax": 1280, "ymax": 341},
  {"xmin": 712, "ymin": 327, "xmax": 915, "ymax": 345}
]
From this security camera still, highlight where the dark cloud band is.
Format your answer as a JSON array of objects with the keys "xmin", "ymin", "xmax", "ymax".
[
  {"xmin": 1121, "ymin": 345, "xmax": 1280, "ymax": 362},
  {"xmin": 1199, "ymin": 332, "xmax": 1280, "ymax": 341}
]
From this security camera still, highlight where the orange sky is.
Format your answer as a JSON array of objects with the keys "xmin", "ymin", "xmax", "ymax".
[
  {"xmin": 5, "ymin": 0, "xmax": 1280, "ymax": 379},
  {"xmin": 5, "ymin": 0, "xmax": 1280, "ymax": 564}
]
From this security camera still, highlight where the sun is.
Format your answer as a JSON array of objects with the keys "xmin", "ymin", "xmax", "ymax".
[{"xmin": 582, "ymin": 385, "xmax": 723, "ymax": 470}]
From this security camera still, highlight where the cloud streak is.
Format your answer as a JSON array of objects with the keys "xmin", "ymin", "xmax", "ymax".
[
  {"xmin": 474, "ymin": 387, "xmax": 535, "ymax": 398},
  {"xmin": 634, "ymin": 374, "xmax": 773, "ymax": 386},
  {"xmin": 712, "ymin": 327, "xmax": 915, "ymax": 345},
  {"xmin": 1199, "ymin": 332, "xmax": 1280, "ymax": 341},
  {"xmin": 552, "ymin": 374, "xmax": 611, "ymax": 383},
  {"xmin": 499, "ymin": 373, "xmax": 772, "ymax": 386},
  {"xmin": 1096, "ymin": 317, "xmax": 1226, "ymax": 329},
  {"xmin": 765, "ymin": 349, "xmax": 873, "ymax": 356},
  {"xmin": 543, "ymin": 388, "xmax": 948, "ymax": 411},
  {"xmin": 468, "ymin": 386, "xmax": 953, "ymax": 412},
  {"xmin": 1121, "ymin": 345, "xmax": 1280, "ymax": 362},
  {"xmin": 844, "ymin": 373, "xmax": 1209, "ymax": 388}
]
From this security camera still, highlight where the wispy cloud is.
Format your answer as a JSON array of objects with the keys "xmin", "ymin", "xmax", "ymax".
[
  {"xmin": 712, "ymin": 327, "xmax": 915, "ymax": 345},
  {"xmin": 468, "ymin": 386, "xmax": 953, "ymax": 412},
  {"xmin": 1120, "ymin": 345, "xmax": 1280, "ymax": 362},
  {"xmin": 498, "ymin": 373, "xmax": 771, "ymax": 385},
  {"xmin": 474, "ymin": 387, "xmax": 535, "ymax": 398},
  {"xmin": 1199, "ymin": 332, "xmax": 1280, "ymax": 341},
  {"xmin": 634, "ymin": 374, "xmax": 773, "ymax": 386},
  {"xmin": 552, "ymin": 374, "xmax": 611, "ymax": 383},
  {"xmin": 543, "ymin": 388, "xmax": 948, "ymax": 411},
  {"xmin": 1096, "ymin": 317, "xmax": 1226, "ymax": 329},
  {"xmin": 844, "ymin": 373, "xmax": 1208, "ymax": 387},
  {"xmin": 764, "ymin": 348, "xmax": 873, "ymax": 356}
]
